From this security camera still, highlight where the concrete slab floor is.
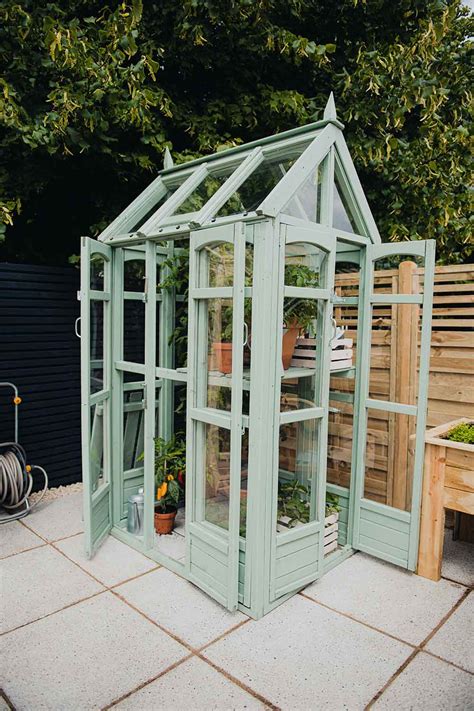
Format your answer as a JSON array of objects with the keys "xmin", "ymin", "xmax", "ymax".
[{"xmin": 1, "ymin": 490, "xmax": 472, "ymax": 710}]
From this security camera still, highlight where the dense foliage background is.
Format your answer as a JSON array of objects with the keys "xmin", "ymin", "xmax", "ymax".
[{"xmin": 0, "ymin": 0, "xmax": 472, "ymax": 264}]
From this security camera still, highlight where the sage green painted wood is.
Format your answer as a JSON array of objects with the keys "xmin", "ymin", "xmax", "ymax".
[
  {"xmin": 80, "ymin": 236, "xmax": 113, "ymax": 558},
  {"xmin": 352, "ymin": 239, "xmax": 435, "ymax": 571}
]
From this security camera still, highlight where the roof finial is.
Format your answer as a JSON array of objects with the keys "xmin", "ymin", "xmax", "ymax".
[
  {"xmin": 163, "ymin": 146, "xmax": 174, "ymax": 170},
  {"xmin": 323, "ymin": 92, "xmax": 337, "ymax": 121}
]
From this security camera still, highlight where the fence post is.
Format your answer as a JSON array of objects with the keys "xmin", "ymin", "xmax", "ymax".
[{"xmin": 391, "ymin": 260, "xmax": 419, "ymax": 510}]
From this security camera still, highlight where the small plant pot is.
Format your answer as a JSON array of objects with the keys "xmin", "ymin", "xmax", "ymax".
[
  {"xmin": 154, "ymin": 509, "xmax": 177, "ymax": 535},
  {"xmin": 213, "ymin": 342, "xmax": 233, "ymax": 374},
  {"xmin": 282, "ymin": 326, "xmax": 300, "ymax": 369}
]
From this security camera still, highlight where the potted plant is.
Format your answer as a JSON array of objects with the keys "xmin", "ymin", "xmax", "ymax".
[
  {"xmin": 282, "ymin": 263, "xmax": 320, "ymax": 369},
  {"xmin": 277, "ymin": 481, "xmax": 341, "ymax": 553},
  {"xmin": 147, "ymin": 435, "xmax": 186, "ymax": 535},
  {"xmin": 211, "ymin": 305, "xmax": 234, "ymax": 374}
]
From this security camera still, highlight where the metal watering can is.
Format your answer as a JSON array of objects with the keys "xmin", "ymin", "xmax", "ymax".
[{"xmin": 127, "ymin": 488, "xmax": 144, "ymax": 535}]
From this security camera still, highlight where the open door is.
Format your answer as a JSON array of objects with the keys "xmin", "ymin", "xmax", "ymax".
[
  {"xmin": 80, "ymin": 236, "xmax": 113, "ymax": 557},
  {"xmin": 352, "ymin": 240, "xmax": 435, "ymax": 570},
  {"xmin": 269, "ymin": 222, "xmax": 336, "ymax": 602},
  {"xmin": 185, "ymin": 222, "xmax": 247, "ymax": 611}
]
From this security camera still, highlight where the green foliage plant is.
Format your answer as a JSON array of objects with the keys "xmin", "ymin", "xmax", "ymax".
[
  {"xmin": 444, "ymin": 422, "xmax": 474, "ymax": 445},
  {"xmin": 139, "ymin": 434, "xmax": 186, "ymax": 512}
]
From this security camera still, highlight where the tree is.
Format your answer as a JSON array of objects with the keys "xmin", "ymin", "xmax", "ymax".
[{"xmin": 0, "ymin": 0, "xmax": 472, "ymax": 264}]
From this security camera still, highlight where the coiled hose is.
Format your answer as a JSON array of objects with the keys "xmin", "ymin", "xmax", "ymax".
[{"xmin": 0, "ymin": 442, "xmax": 48, "ymax": 523}]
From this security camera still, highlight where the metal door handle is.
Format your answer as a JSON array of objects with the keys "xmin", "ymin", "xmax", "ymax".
[{"xmin": 74, "ymin": 317, "xmax": 81, "ymax": 339}]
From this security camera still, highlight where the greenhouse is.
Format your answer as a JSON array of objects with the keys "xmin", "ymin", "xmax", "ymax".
[{"xmin": 80, "ymin": 95, "xmax": 435, "ymax": 619}]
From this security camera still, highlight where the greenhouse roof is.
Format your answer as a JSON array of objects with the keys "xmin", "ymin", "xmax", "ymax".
[{"xmin": 99, "ymin": 95, "xmax": 380, "ymax": 245}]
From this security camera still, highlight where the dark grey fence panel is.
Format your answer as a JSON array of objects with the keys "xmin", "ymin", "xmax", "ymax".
[{"xmin": 0, "ymin": 263, "xmax": 81, "ymax": 488}]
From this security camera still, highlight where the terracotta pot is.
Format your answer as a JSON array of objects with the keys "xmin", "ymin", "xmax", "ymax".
[
  {"xmin": 154, "ymin": 509, "xmax": 177, "ymax": 535},
  {"xmin": 213, "ymin": 342, "xmax": 233, "ymax": 374},
  {"xmin": 282, "ymin": 326, "xmax": 300, "ymax": 369}
]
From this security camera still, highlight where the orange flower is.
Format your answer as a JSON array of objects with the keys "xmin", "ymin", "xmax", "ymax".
[{"xmin": 157, "ymin": 482, "xmax": 168, "ymax": 500}]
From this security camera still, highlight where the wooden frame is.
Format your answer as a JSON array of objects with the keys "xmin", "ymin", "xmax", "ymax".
[{"xmin": 80, "ymin": 95, "xmax": 437, "ymax": 619}]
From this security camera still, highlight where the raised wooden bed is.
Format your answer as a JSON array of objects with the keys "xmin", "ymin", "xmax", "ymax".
[
  {"xmin": 277, "ymin": 511, "xmax": 340, "ymax": 556},
  {"xmin": 417, "ymin": 418, "xmax": 474, "ymax": 581}
]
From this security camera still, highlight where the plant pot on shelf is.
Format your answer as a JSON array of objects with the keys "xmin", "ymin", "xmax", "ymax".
[
  {"xmin": 212, "ymin": 342, "xmax": 233, "ymax": 374},
  {"xmin": 154, "ymin": 508, "xmax": 177, "ymax": 535},
  {"xmin": 282, "ymin": 323, "xmax": 300, "ymax": 370}
]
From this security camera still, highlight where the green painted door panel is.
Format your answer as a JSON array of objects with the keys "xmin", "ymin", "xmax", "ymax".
[
  {"xmin": 352, "ymin": 240, "xmax": 435, "ymax": 570},
  {"xmin": 80, "ymin": 236, "xmax": 113, "ymax": 557}
]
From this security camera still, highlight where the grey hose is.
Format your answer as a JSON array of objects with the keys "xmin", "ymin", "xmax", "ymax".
[{"xmin": 0, "ymin": 442, "xmax": 48, "ymax": 523}]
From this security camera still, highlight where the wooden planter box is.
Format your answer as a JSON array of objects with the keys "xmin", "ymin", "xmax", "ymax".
[
  {"xmin": 418, "ymin": 418, "xmax": 474, "ymax": 581},
  {"xmin": 277, "ymin": 511, "xmax": 339, "ymax": 556}
]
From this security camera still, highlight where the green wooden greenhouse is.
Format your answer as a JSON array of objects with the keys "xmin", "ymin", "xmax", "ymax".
[{"xmin": 80, "ymin": 95, "xmax": 435, "ymax": 619}]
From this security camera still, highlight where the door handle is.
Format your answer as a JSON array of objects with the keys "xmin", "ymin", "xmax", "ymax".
[{"xmin": 74, "ymin": 317, "xmax": 81, "ymax": 339}]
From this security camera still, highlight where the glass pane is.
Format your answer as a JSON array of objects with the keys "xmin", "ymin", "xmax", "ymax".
[
  {"xmin": 90, "ymin": 301, "xmax": 104, "ymax": 393},
  {"xmin": 333, "ymin": 178, "xmax": 357, "ymax": 233},
  {"xmin": 129, "ymin": 180, "xmax": 184, "ymax": 232},
  {"xmin": 335, "ymin": 257, "xmax": 361, "ymax": 298},
  {"xmin": 216, "ymin": 155, "xmax": 298, "ymax": 217},
  {"xmin": 373, "ymin": 255, "xmax": 424, "ymax": 295},
  {"xmin": 90, "ymin": 255, "xmax": 105, "ymax": 290},
  {"xmin": 327, "ymin": 390, "xmax": 353, "ymax": 489},
  {"xmin": 364, "ymin": 409, "xmax": 416, "ymax": 511},
  {"xmin": 90, "ymin": 402, "xmax": 105, "ymax": 492},
  {"xmin": 369, "ymin": 304, "xmax": 420, "ymax": 405},
  {"xmin": 277, "ymin": 419, "xmax": 320, "ymax": 530},
  {"xmin": 203, "ymin": 424, "xmax": 248, "ymax": 534},
  {"xmin": 282, "ymin": 157, "xmax": 327, "ymax": 222},
  {"xmin": 123, "ymin": 388, "xmax": 145, "ymax": 473},
  {"xmin": 198, "ymin": 242, "xmax": 234, "ymax": 288},
  {"xmin": 124, "ymin": 259, "xmax": 146, "ymax": 292},
  {"xmin": 173, "ymin": 169, "xmax": 235, "ymax": 215},
  {"xmin": 285, "ymin": 242, "xmax": 325, "ymax": 288},
  {"xmin": 280, "ymin": 371, "xmax": 319, "ymax": 412},
  {"xmin": 123, "ymin": 301, "xmax": 145, "ymax": 363}
]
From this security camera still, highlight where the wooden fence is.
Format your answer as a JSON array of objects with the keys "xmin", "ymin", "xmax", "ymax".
[{"xmin": 328, "ymin": 262, "xmax": 474, "ymax": 509}]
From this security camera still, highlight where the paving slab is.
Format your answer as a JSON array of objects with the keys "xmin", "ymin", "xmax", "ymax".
[
  {"xmin": 304, "ymin": 552, "xmax": 465, "ymax": 645},
  {"xmin": 0, "ymin": 545, "xmax": 103, "ymax": 633},
  {"xmin": 2, "ymin": 592, "xmax": 188, "ymax": 711},
  {"xmin": 115, "ymin": 655, "xmax": 266, "ymax": 710},
  {"xmin": 154, "ymin": 530, "xmax": 186, "ymax": 561},
  {"xmin": 373, "ymin": 651, "xmax": 474, "ymax": 710},
  {"xmin": 0, "ymin": 521, "xmax": 44, "ymax": 559},
  {"xmin": 204, "ymin": 594, "xmax": 411, "ymax": 711},
  {"xmin": 55, "ymin": 533, "xmax": 157, "ymax": 587},
  {"xmin": 21, "ymin": 491, "xmax": 83, "ymax": 541},
  {"xmin": 425, "ymin": 592, "xmax": 474, "ymax": 673},
  {"xmin": 442, "ymin": 530, "xmax": 474, "ymax": 587},
  {"xmin": 115, "ymin": 567, "xmax": 247, "ymax": 648}
]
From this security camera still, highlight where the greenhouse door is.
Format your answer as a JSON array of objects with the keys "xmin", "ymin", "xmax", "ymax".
[
  {"xmin": 270, "ymin": 223, "xmax": 336, "ymax": 603},
  {"xmin": 80, "ymin": 237, "xmax": 113, "ymax": 557},
  {"xmin": 352, "ymin": 240, "xmax": 435, "ymax": 570},
  {"xmin": 185, "ymin": 223, "xmax": 247, "ymax": 611}
]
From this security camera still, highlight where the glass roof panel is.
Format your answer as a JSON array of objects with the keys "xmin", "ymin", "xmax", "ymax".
[
  {"xmin": 215, "ymin": 152, "xmax": 303, "ymax": 217},
  {"xmin": 129, "ymin": 178, "xmax": 186, "ymax": 232},
  {"xmin": 172, "ymin": 163, "xmax": 242, "ymax": 216},
  {"xmin": 282, "ymin": 155, "xmax": 328, "ymax": 223},
  {"xmin": 333, "ymin": 177, "xmax": 358, "ymax": 233}
]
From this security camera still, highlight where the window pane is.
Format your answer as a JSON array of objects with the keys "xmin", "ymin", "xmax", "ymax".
[
  {"xmin": 277, "ymin": 419, "xmax": 320, "ymax": 530},
  {"xmin": 282, "ymin": 156, "xmax": 328, "ymax": 223},
  {"xmin": 364, "ymin": 409, "xmax": 416, "ymax": 511},
  {"xmin": 129, "ymin": 180, "xmax": 184, "ymax": 232},
  {"xmin": 90, "ymin": 403, "xmax": 105, "ymax": 492},
  {"xmin": 285, "ymin": 242, "xmax": 325, "ymax": 288},
  {"xmin": 124, "ymin": 259, "xmax": 146, "ymax": 292},
  {"xmin": 198, "ymin": 242, "xmax": 234, "ymax": 288},
  {"xmin": 123, "ymin": 301, "xmax": 145, "ymax": 363},
  {"xmin": 90, "ymin": 255, "xmax": 105, "ymax": 290},
  {"xmin": 90, "ymin": 300, "xmax": 104, "ymax": 393},
  {"xmin": 369, "ymin": 304, "xmax": 420, "ymax": 406},
  {"xmin": 333, "ymin": 181, "xmax": 357, "ymax": 233},
  {"xmin": 216, "ymin": 155, "xmax": 298, "ymax": 217},
  {"xmin": 327, "ymin": 391, "xmax": 353, "ymax": 489},
  {"xmin": 373, "ymin": 256, "xmax": 424, "ymax": 295},
  {"xmin": 173, "ymin": 169, "xmax": 236, "ymax": 215}
]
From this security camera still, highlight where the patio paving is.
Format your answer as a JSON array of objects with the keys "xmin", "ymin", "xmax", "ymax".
[{"xmin": 1, "ymin": 490, "xmax": 472, "ymax": 710}]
